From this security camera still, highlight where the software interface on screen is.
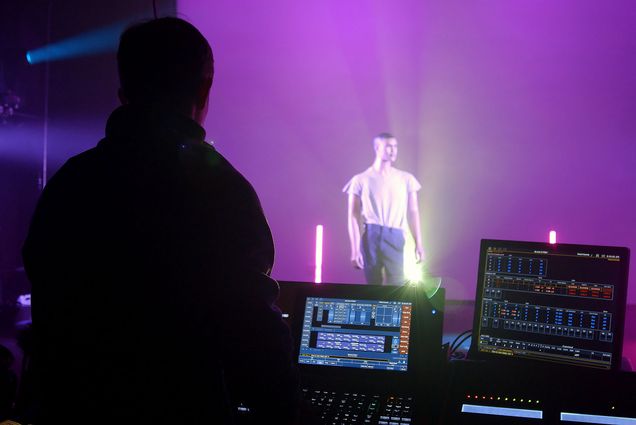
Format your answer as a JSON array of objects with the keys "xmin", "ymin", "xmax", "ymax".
[
  {"xmin": 298, "ymin": 297, "xmax": 412, "ymax": 371},
  {"xmin": 476, "ymin": 243, "xmax": 626, "ymax": 369}
]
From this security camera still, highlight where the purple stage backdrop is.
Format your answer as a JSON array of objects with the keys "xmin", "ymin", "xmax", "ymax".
[{"xmin": 177, "ymin": 0, "xmax": 635, "ymax": 300}]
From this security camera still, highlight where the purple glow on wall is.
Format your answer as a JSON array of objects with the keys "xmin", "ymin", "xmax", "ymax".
[{"xmin": 177, "ymin": 0, "xmax": 636, "ymax": 301}]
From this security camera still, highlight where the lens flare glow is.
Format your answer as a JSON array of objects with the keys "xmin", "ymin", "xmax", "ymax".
[
  {"xmin": 403, "ymin": 237, "xmax": 442, "ymax": 297},
  {"xmin": 404, "ymin": 252, "xmax": 423, "ymax": 285}
]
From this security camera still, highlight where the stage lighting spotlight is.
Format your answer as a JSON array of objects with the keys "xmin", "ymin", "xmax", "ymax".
[{"xmin": 26, "ymin": 20, "xmax": 128, "ymax": 65}]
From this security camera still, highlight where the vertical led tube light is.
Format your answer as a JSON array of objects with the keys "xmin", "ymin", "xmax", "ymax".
[
  {"xmin": 315, "ymin": 225, "xmax": 323, "ymax": 284},
  {"xmin": 549, "ymin": 230, "xmax": 557, "ymax": 245}
]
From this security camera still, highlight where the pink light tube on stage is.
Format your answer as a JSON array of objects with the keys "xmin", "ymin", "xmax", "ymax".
[{"xmin": 315, "ymin": 225, "xmax": 323, "ymax": 284}]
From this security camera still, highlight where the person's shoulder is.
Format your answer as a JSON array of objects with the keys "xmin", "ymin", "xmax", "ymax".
[
  {"xmin": 392, "ymin": 168, "xmax": 421, "ymax": 192},
  {"xmin": 353, "ymin": 167, "xmax": 375, "ymax": 180},
  {"xmin": 63, "ymin": 146, "xmax": 101, "ymax": 168},
  {"xmin": 392, "ymin": 167, "xmax": 417, "ymax": 180},
  {"xmin": 343, "ymin": 167, "xmax": 372, "ymax": 192},
  {"xmin": 192, "ymin": 142, "xmax": 233, "ymax": 170},
  {"xmin": 46, "ymin": 146, "xmax": 102, "ymax": 188},
  {"xmin": 391, "ymin": 167, "xmax": 408, "ymax": 175},
  {"xmin": 28, "ymin": 146, "xmax": 104, "ymax": 222},
  {"xmin": 191, "ymin": 144, "xmax": 259, "ymax": 195}
]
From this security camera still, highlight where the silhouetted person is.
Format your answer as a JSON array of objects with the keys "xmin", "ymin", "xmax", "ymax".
[
  {"xmin": 0, "ymin": 344, "xmax": 17, "ymax": 421},
  {"xmin": 23, "ymin": 17, "xmax": 298, "ymax": 424}
]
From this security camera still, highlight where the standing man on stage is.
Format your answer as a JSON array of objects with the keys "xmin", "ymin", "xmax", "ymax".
[{"xmin": 343, "ymin": 133, "xmax": 424, "ymax": 285}]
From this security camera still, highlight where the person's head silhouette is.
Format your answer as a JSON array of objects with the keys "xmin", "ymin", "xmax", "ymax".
[{"xmin": 117, "ymin": 17, "xmax": 214, "ymax": 124}]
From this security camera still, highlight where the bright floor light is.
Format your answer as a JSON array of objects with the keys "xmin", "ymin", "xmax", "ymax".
[{"xmin": 549, "ymin": 230, "xmax": 557, "ymax": 245}]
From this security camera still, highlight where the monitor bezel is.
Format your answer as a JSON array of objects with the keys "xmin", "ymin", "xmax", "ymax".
[
  {"xmin": 278, "ymin": 281, "xmax": 444, "ymax": 393},
  {"xmin": 469, "ymin": 239, "xmax": 630, "ymax": 371}
]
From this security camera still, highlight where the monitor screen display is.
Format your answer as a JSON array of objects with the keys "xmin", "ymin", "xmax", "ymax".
[
  {"xmin": 472, "ymin": 240, "xmax": 630, "ymax": 370},
  {"xmin": 298, "ymin": 296, "xmax": 413, "ymax": 371}
]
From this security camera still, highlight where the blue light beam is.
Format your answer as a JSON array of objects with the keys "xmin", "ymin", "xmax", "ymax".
[{"xmin": 26, "ymin": 20, "xmax": 129, "ymax": 65}]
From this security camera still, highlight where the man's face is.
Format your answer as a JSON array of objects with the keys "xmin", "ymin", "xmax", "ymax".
[{"xmin": 375, "ymin": 137, "xmax": 398, "ymax": 162}]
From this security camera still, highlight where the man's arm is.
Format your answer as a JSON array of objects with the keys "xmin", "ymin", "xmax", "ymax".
[
  {"xmin": 220, "ymin": 274, "xmax": 299, "ymax": 424},
  {"xmin": 347, "ymin": 193, "xmax": 364, "ymax": 269},
  {"xmin": 407, "ymin": 191, "xmax": 425, "ymax": 263},
  {"xmin": 198, "ymin": 151, "xmax": 299, "ymax": 423}
]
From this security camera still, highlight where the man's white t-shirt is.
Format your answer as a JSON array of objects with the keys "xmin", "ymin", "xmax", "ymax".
[{"xmin": 343, "ymin": 167, "xmax": 421, "ymax": 230}]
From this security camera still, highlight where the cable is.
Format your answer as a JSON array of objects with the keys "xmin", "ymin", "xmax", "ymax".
[
  {"xmin": 450, "ymin": 334, "xmax": 472, "ymax": 357},
  {"xmin": 449, "ymin": 329, "xmax": 472, "ymax": 353},
  {"xmin": 153, "ymin": 0, "xmax": 158, "ymax": 19}
]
